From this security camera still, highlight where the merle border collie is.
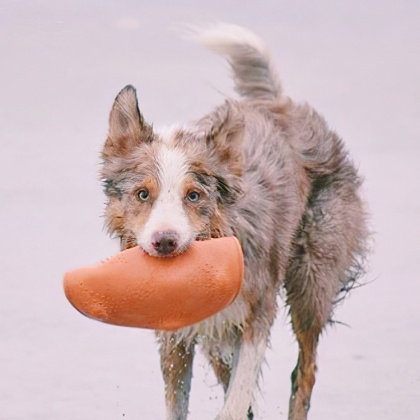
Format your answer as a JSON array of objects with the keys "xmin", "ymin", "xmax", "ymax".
[{"xmin": 100, "ymin": 24, "xmax": 369, "ymax": 420}]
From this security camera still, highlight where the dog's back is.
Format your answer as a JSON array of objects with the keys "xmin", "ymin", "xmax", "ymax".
[{"xmin": 193, "ymin": 23, "xmax": 368, "ymax": 304}]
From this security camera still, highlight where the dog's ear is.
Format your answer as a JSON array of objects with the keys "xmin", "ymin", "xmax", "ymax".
[
  {"xmin": 102, "ymin": 85, "xmax": 153, "ymax": 160},
  {"xmin": 206, "ymin": 104, "xmax": 244, "ymax": 205},
  {"xmin": 206, "ymin": 104, "xmax": 244, "ymax": 177}
]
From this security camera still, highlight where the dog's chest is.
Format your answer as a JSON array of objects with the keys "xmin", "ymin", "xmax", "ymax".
[{"xmin": 176, "ymin": 294, "xmax": 249, "ymax": 342}]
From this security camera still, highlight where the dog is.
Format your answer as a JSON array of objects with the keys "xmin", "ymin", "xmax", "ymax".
[{"xmin": 100, "ymin": 24, "xmax": 369, "ymax": 420}]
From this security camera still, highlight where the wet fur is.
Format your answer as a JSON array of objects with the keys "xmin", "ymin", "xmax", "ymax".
[{"xmin": 100, "ymin": 24, "xmax": 369, "ymax": 420}]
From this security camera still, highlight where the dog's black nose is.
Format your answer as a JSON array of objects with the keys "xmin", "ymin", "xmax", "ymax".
[{"xmin": 152, "ymin": 231, "xmax": 179, "ymax": 256}]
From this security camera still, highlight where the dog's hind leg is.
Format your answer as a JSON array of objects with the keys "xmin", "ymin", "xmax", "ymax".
[
  {"xmin": 210, "ymin": 355, "xmax": 255, "ymax": 420},
  {"xmin": 285, "ymin": 236, "xmax": 336, "ymax": 419},
  {"xmin": 284, "ymin": 187, "xmax": 367, "ymax": 419},
  {"xmin": 287, "ymin": 326, "xmax": 321, "ymax": 420},
  {"xmin": 158, "ymin": 334, "xmax": 196, "ymax": 420},
  {"xmin": 207, "ymin": 350, "xmax": 232, "ymax": 394},
  {"xmin": 285, "ymin": 220, "xmax": 340, "ymax": 420},
  {"xmin": 202, "ymin": 332, "xmax": 255, "ymax": 419},
  {"xmin": 215, "ymin": 329, "xmax": 267, "ymax": 420}
]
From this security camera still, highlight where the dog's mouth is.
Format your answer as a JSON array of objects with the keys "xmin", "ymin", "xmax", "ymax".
[
  {"xmin": 146, "ymin": 248, "xmax": 183, "ymax": 258},
  {"xmin": 136, "ymin": 231, "xmax": 213, "ymax": 258},
  {"xmin": 138, "ymin": 238, "xmax": 196, "ymax": 258}
]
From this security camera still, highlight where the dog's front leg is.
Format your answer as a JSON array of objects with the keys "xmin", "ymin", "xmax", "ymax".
[
  {"xmin": 216, "ymin": 329, "xmax": 267, "ymax": 420},
  {"xmin": 159, "ymin": 334, "xmax": 196, "ymax": 420}
]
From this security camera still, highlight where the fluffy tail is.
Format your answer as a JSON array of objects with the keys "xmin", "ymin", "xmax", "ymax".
[{"xmin": 193, "ymin": 23, "xmax": 282, "ymax": 101}]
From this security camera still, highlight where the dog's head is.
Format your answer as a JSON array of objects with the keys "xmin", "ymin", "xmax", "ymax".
[{"xmin": 101, "ymin": 85, "xmax": 243, "ymax": 256}]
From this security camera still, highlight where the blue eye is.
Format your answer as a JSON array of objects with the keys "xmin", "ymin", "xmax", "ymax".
[
  {"xmin": 188, "ymin": 191, "xmax": 200, "ymax": 202},
  {"xmin": 138, "ymin": 189, "xmax": 149, "ymax": 201}
]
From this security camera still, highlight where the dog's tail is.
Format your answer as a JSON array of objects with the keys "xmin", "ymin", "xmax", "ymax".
[{"xmin": 193, "ymin": 23, "xmax": 282, "ymax": 101}]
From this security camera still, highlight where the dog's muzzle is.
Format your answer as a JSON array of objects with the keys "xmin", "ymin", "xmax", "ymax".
[{"xmin": 152, "ymin": 231, "xmax": 179, "ymax": 256}]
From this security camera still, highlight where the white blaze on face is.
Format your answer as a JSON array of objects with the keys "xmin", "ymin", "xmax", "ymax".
[{"xmin": 137, "ymin": 144, "xmax": 193, "ymax": 255}]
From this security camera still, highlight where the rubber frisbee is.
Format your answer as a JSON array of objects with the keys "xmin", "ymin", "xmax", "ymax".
[{"xmin": 63, "ymin": 237, "xmax": 243, "ymax": 331}]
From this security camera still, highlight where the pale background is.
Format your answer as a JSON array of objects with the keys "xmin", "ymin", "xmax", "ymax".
[{"xmin": 1, "ymin": 1, "xmax": 419, "ymax": 419}]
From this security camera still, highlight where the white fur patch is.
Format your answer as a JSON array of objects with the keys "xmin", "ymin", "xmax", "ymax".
[
  {"xmin": 137, "ymin": 142, "xmax": 194, "ymax": 255},
  {"xmin": 171, "ymin": 294, "xmax": 249, "ymax": 344},
  {"xmin": 155, "ymin": 124, "xmax": 182, "ymax": 145},
  {"xmin": 219, "ymin": 334, "xmax": 266, "ymax": 419},
  {"xmin": 193, "ymin": 22, "xmax": 270, "ymax": 60}
]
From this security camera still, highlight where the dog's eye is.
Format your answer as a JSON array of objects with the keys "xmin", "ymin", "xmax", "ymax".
[
  {"xmin": 138, "ymin": 189, "xmax": 149, "ymax": 201},
  {"xmin": 187, "ymin": 191, "xmax": 200, "ymax": 202}
]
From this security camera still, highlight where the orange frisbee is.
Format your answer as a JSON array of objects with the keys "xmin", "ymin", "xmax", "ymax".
[{"xmin": 63, "ymin": 237, "xmax": 243, "ymax": 331}]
